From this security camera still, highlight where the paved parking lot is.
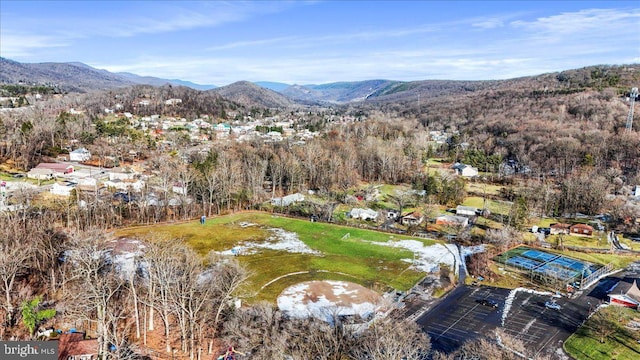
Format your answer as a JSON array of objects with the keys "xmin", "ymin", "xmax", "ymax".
[
  {"xmin": 501, "ymin": 291, "xmax": 589, "ymax": 358},
  {"xmin": 416, "ymin": 284, "xmax": 597, "ymax": 355},
  {"xmin": 417, "ymin": 286, "xmax": 509, "ymax": 353}
]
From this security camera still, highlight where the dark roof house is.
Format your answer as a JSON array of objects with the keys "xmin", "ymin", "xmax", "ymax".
[{"xmin": 57, "ymin": 332, "xmax": 98, "ymax": 360}]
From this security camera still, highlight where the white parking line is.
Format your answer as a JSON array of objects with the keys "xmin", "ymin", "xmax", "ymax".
[{"xmin": 435, "ymin": 304, "xmax": 482, "ymax": 340}]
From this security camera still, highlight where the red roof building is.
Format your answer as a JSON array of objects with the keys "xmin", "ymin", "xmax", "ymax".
[
  {"xmin": 608, "ymin": 278, "xmax": 640, "ymax": 310},
  {"xmin": 57, "ymin": 332, "xmax": 98, "ymax": 360},
  {"xmin": 36, "ymin": 163, "xmax": 74, "ymax": 175}
]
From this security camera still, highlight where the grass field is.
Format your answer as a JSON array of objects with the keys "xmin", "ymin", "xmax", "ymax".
[
  {"xmin": 564, "ymin": 306, "xmax": 640, "ymax": 360},
  {"xmin": 465, "ymin": 182, "xmax": 504, "ymax": 196},
  {"xmin": 116, "ymin": 212, "xmax": 436, "ymax": 303},
  {"xmin": 462, "ymin": 196, "xmax": 512, "ymax": 215}
]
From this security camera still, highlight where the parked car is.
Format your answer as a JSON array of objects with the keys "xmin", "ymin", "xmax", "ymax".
[
  {"xmin": 545, "ymin": 301, "xmax": 561, "ymax": 310},
  {"xmin": 476, "ymin": 299, "xmax": 499, "ymax": 308}
]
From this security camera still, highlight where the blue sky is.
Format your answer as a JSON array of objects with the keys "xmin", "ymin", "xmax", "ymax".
[{"xmin": 1, "ymin": 1, "xmax": 638, "ymax": 86}]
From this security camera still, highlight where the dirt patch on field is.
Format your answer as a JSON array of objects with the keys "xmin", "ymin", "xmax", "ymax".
[{"xmin": 277, "ymin": 280, "xmax": 385, "ymax": 322}]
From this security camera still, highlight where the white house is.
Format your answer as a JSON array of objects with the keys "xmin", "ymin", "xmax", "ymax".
[
  {"xmin": 452, "ymin": 163, "xmax": 479, "ymax": 177},
  {"xmin": 109, "ymin": 168, "xmax": 137, "ymax": 181},
  {"xmin": 69, "ymin": 148, "xmax": 91, "ymax": 162},
  {"xmin": 456, "ymin": 205, "xmax": 478, "ymax": 217},
  {"xmin": 165, "ymin": 98, "xmax": 182, "ymax": 105},
  {"xmin": 172, "ymin": 183, "xmax": 188, "ymax": 195},
  {"xmin": 350, "ymin": 208, "xmax": 379, "ymax": 221},
  {"xmin": 401, "ymin": 212, "xmax": 424, "ymax": 226},
  {"xmin": 103, "ymin": 179, "xmax": 144, "ymax": 192},
  {"xmin": 271, "ymin": 193, "xmax": 305, "ymax": 206},
  {"xmin": 27, "ymin": 168, "xmax": 54, "ymax": 180},
  {"xmin": 634, "ymin": 185, "xmax": 640, "ymax": 198},
  {"xmin": 50, "ymin": 181, "xmax": 77, "ymax": 197}
]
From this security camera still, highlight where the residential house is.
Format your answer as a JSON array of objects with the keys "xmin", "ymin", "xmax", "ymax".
[
  {"xmin": 34, "ymin": 163, "xmax": 74, "ymax": 177},
  {"xmin": 550, "ymin": 223, "xmax": 571, "ymax": 235},
  {"xmin": 350, "ymin": 208, "xmax": 379, "ymax": 221},
  {"xmin": 569, "ymin": 224, "xmax": 594, "ymax": 236},
  {"xmin": 386, "ymin": 209, "xmax": 400, "ymax": 220},
  {"xmin": 456, "ymin": 205, "xmax": 478, "ymax": 217},
  {"xmin": 402, "ymin": 212, "xmax": 424, "ymax": 226},
  {"xmin": 270, "ymin": 193, "xmax": 305, "ymax": 206},
  {"xmin": 57, "ymin": 332, "xmax": 98, "ymax": 360},
  {"xmin": 608, "ymin": 278, "xmax": 640, "ymax": 309},
  {"xmin": 50, "ymin": 181, "xmax": 77, "ymax": 197},
  {"xmin": 172, "ymin": 182, "xmax": 188, "ymax": 195},
  {"xmin": 452, "ymin": 163, "xmax": 478, "ymax": 177},
  {"xmin": 634, "ymin": 185, "xmax": 640, "ymax": 198},
  {"xmin": 103, "ymin": 179, "xmax": 144, "ymax": 192},
  {"xmin": 108, "ymin": 168, "xmax": 137, "ymax": 181},
  {"xmin": 165, "ymin": 98, "xmax": 182, "ymax": 105},
  {"xmin": 69, "ymin": 148, "xmax": 91, "ymax": 162},
  {"xmin": 436, "ymin": 215, "xmax": 469, "ymax": 227},
  {"xmin": 27, "ymin": 168, "xmax": 54, "ymax": 180}
]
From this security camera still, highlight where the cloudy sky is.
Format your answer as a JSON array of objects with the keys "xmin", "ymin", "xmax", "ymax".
[{"xmin": 1, "ymin": 1, "xmax": 638, "ymax": 86}]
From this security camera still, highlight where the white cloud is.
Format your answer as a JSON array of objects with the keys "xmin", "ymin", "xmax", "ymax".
[
  {"xmin": 0, "ymin": 32, "xmax": 72, "ymax": 58},
  {"xmin": 472, "ymin": 19, "xmax": 504, "ymax": 29}
]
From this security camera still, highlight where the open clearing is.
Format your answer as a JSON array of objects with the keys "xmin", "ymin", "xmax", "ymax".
[{"xmin": 116, "ymin": 212, "xmax": 456, "ymax": 303}]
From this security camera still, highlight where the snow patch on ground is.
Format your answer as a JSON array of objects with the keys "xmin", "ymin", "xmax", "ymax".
[
  {"xmin": 461, "ymin": 244, "xmax": 485, "ymax": 257},
  {"xmin": 218, "ymin": 227, "xmax": 320, "ymax": 256},
  {"xmin": 277, "ymin": 280, "xmax": 382, "ymax": 323},
  {"xmin": 502, "ymin": 287, "xmax": 553, "ymax": 326},
  {"xmin": 368, "ymin": 240, "xmax": 459, "ymax": 274}
]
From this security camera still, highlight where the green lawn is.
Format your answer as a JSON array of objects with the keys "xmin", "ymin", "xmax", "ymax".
[
  {"xmin": 564, "ymin": 306, "xmax": 640, "ymax": 360},
  {"xmin": 116, "ymin": 212, "xmax": 436, "ymax": 303},
  {"xmin": 465, "ymin": 182, "xmax": 504, "ymax": 196},
  {"xmin": 462, "ymin": 196, "xmax": 512, "ymax": 215},
  {"xmin": 551, "ymin": 234, "xmax": 610, "ymax": 249}
]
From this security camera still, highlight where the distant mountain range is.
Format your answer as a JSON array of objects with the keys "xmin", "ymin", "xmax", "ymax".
[
  {"xmin": 0, "ymin": 57, "xmax": 216, "ymax": 92},
  {"xmin": 2, "ymin": 58, "xmax": 638, "ymax": 108}
]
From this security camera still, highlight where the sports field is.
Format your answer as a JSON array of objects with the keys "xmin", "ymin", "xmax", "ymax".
[
  {"xmin": 116, "ymin": 212, "xmax": 454, "ymax": 302},
  {"xmin": 495, "ymin": 246, "xmax": 601, "ymax": 286}
]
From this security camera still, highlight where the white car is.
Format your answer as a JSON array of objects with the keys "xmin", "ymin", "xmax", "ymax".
[{"xmin": 545, "ymin": 301, "xmax": 561, "ymax": 310}]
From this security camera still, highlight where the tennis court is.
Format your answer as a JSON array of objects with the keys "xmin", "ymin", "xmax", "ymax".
[{"xmin": 495, "ymin": 246, "xmax": 601, "ymax": 288}]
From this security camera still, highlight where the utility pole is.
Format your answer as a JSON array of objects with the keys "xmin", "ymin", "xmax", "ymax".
[{"xmin": 626, "ymin": 87, "xmax": 638, "ymax": 131}]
